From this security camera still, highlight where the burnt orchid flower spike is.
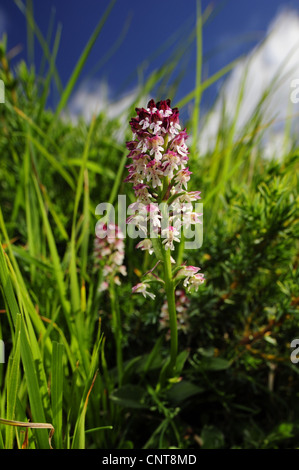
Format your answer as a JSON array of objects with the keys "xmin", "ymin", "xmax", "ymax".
[{"xmin": 125, "ymin": 99, "xmax": 205, "ymax": 378}]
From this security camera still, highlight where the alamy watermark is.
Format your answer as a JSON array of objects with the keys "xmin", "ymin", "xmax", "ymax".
[
  {"xmin": 290, "ymin": 339, "xmax": 299, "ymax": 364},
  {"xmin": 290, "ymin": 79, "xmax": 299, "ymax": 104},
  {"xmin": 0, "ymin": 79, "xmax": 5, "ymax": 104},
  {"xmin": 95, "ymin": 195, "xmax": 203, "ymax": 250},
  {"xmin": 0, "ymin": 340, "xmax": 4, "ymax": 364}
]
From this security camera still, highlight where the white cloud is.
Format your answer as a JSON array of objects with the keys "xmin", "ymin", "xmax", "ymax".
[
  {"xmin": 199, "ymin": 9, "xmax": 299, "ymax": 157},
  {"xmin": 68, "ymin": 80, "xmax": 145, "ymax": 126},
  {"xmin": 66, "ymin": 9, "xmax": 299, "ymax": 159},
  {"xmin": 67, "ymin": 80, "xmax": 137, "ymax": 122},
  {"xmin": 65, "ymin": 80, "xmax": 146, "ymax": 142}
]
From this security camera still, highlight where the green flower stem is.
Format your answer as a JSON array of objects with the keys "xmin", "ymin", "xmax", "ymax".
[
  {"xmin": 109, "ymin": 283, "xmax": 123, "ymax": 386},
  {"xmin": 153, "ymin": 185, "xmax": 179, "ymax": 379},
  {"xmin": 151, "ymin": 236, "xmax": 164, "ymax": 261},
  {"xmin": 163, "ymin": 246, "xmax": 178, "ymax": 377}
]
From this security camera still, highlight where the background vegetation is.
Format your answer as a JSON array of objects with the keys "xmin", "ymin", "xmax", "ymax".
[{"xmin": 0, "ymin": 1, "xmax": 299, "ymax": 449}]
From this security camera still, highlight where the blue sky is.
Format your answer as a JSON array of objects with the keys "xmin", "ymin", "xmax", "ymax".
[{"xmin": 1, "ymin": 0, "xmax": 299, "ymax": 112}]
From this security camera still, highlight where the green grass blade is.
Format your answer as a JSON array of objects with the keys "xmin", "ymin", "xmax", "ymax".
[
  {"xmin": 176, "ymin": 56, "xmax": 242, "ymax": 109},
  {"xmin": 0, "ymin": 247, "xmax": 19, "ymax": 326},
  {"xmin": 80, "ymin": 169, "xmax": 90, "ymax": 282},
  {"xmin": 38, "ymin": 4, "xmax": 56, "ymax": 79},
  {"xmin": 5, "ymin": 313, "xmax": 21, "ymax": 448},
  {"xmin": 71, "ymin": 334, "xmax": 103, "ymax": 449},
  {"xmin": 24, "ymin": 135, "xmax": 40, "ymax": 283},
  {"xmin": 14, "ymin": 0, "xmax": 63, "ymax": 95},
  {"xmin": 9, "ymin": 103, "xmax": 66, "ymax": 159},
  {"xmin": 29, "ymin": 182, "xmax": 59, "ymax": 272},
  {"xmin": 51, "ymin": 341, "xmax": 64, "ymax": 449},
  {"xmin": 27, "ymin": 133, "xmax": 75, "ymax": 190},
  {"xmin": 31, "ymin": 176, "xmax": 72, "ymax": 330},
  {"xmin": 191, "ymin": 0, "xmax": 203, "ymax": 156},
  {"xmin": 38, "ymin": 22, "xmax": 62, "ymax": 119},
  {"xmin": 26, "ymin": 0, "xmax": 34, "ymax": 65},
  {"xmin": 0, "ymin": 210, "xmax": 52, "ymax": 355},
  {"xmin": 69, "ymin": 117, "xmax": 96, "ymax": 315},
  {"xmin": 67, "ymin": 159, "xmax": 115, "ymax": 180},
  {"xmin": 0, "ymin": 245, "xmax": 50, "ymax": 449},
  {"xmin": 67, "ymin": 120, "xmax": 96, "ymax": 375}
]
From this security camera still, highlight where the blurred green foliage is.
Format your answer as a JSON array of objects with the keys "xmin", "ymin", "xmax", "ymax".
[{"xmin": 0, "ymin": 15, "xmax": 299, "ymax": 449}]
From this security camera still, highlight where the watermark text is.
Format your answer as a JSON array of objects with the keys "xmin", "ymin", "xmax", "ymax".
[
  {"xmin": 290, "ymin": 338, "xmax": 299, "ymax": 364},
  {"xmin": 0, "ymin": 79, "xmax": 5, "ymax": 104},
  {"xmin": 95, "ymin": 195, "xmax": 203, "ymax": 249},
  {"xmin": 0, "ymin": 340, "xmax": 4, "ymax": 363}
]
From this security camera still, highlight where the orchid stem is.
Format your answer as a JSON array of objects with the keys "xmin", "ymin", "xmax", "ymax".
[{"xmin": 163, "ymin": 247, "xmax": 178, "ymax": 377}]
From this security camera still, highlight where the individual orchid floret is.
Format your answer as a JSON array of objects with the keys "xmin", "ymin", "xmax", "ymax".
[
  {"xmin": 145, "ymin": 160, "xmax": 164, "ymax": 188},
  {"xmin": 136, "ymin": 239, "xmax": 154, "ymax": 255},
  {"xmin": 174, "ymin": 168, "xmax": 192, "ymax": 191},
  {"xmin": 175, "ymin": 265, "xmax": 201, "ymax": 282},
  {"xmin": 183, "ymin": 209, "xmax": 203, "ymax": 229},
  {"xmin": 132, "ymin": 282, "xmax": 156, "ymax": 300},
  {"xmin": 95, "ymin": 221, "xmax": 123, "ymax": 241},
  {"xmin": 150, "ymin": 119, "xmax": 163, "ymax": 134},
  {"xmin": 161, "ymin": 225, "xmax": 181, "ymax": 251},
  {"xmin": 148, "ymin": 135, "xmax": 164, "ymax": 160},
  {"xmin": 185, "ymin": 272, "xmax": 205, "ymax": 292},
  {"xmin": 168, "ymin": 120, "xmax": 181, "ymax": 137},
  {"xmin": 180, "ymin": 191, "xmax": 201, "ymax": 203},
  {"xmin": 174, "ymin": 265, "xmax": 205, "ymax": 292},
  {"xmin": 133, "ymin": 183, "xmax": 152, "ymax": 203},
  {"xmin": 139, "ymin": 115, "xmax": 150, "ymax": 130},
  {"xmin": 99, "ymin": 281, "xmax": 109, "ymax": 292},
  {"xmin": 169, "ymin": 130, "xmax": 189, "ymax": 159},
  {"xmin": 161, "ymin": 150, "xmax": 181, "ymax": 178},
  {"xmin": 94, "ymin": 222, "xmax": 127, "ymax": 292},
  {"xmin": 146, "ymin": 203, "xmax": 162, "ymax": 229},
  {"xmin": 126, "ymin": 202, "xmax": 147, "ymax": 235}
]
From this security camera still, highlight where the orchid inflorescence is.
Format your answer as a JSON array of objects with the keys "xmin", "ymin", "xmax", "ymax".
[{"xmin": 125, "ymin": 98, "xmax": 204, "ymax": 299}]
